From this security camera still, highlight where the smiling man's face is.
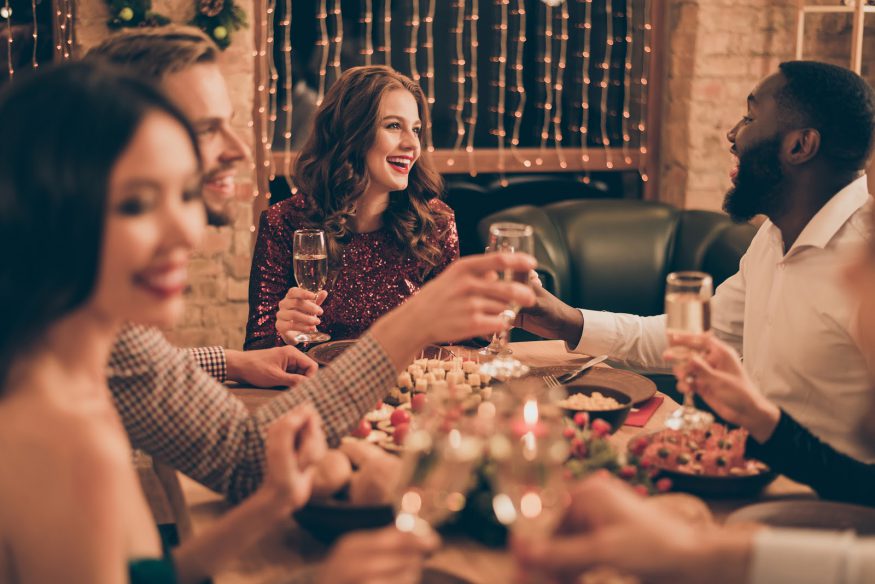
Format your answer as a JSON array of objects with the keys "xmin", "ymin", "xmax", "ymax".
[
  {"xmin": 161, "ymin": 62, "xmax": 251, "ymax": 226},
  {"xmin": 723, "ymin": 73, "xmax": 792, "ymax": 222}
]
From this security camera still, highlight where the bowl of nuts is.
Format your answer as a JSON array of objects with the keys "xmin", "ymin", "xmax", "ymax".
[{"xmin": 557, "ymin": 385, "xmax": 633, "ymax": 434}]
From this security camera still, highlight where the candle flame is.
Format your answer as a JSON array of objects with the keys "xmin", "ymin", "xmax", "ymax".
[{"xmin": 523, "ymin": 399, "xmax": 539, "ymax": 425}]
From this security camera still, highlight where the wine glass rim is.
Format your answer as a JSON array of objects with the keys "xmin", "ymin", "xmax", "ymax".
[
  {"xmin": 666, "ymin": 270, "xmax": 712, "ymax": 284},
  {"xmin": 294, "ymin": 228, "xmax": 326, "ymax": 235},
  {"xmin": 489, "ymin": 222, "xmax": 534, "ymax": 236}
]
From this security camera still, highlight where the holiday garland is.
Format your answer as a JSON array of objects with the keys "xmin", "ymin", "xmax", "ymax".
[{"xmin": 106, "ymin": 0, "xmax": 247, "ymax": 49}]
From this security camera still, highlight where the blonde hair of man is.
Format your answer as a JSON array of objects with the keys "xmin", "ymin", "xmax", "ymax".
[{"xmin": 85, "ymin": 25, "xmax": 218, "ymax": 79}]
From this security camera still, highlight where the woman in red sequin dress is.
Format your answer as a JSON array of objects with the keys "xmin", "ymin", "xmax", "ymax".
[{"xmin": 245, "ymin": 66, "xmax": 459, "ymax": 348}]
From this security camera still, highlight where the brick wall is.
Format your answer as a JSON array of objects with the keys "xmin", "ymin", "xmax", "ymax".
[
  {"xmin": 658, "ymin": 0, "xmax": 798, "ymax": 211},
  {"xmin": 77, "ymin": 0, "xmax": 256, "ymax": 349}
]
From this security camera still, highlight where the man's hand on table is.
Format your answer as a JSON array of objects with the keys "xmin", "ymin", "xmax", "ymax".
[
  {"xmin": 316, "ymin": 525, "xmax": 440, "ymax": 584},
  {"xmin": 512, "ymin": 473, "xmax": 756, "ymax": 584},
  {"xmin": 225, "ymin": 346, "xmax": 318, "ymax": 388},
  {"xmin": 515, "ymin": 275, "xmax": 584, "ymax": 348}
]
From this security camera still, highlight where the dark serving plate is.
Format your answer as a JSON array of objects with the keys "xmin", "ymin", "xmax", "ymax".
[
  {"xmin": 560, "ymin": 386, "xmax": 633, "ymax": 434},
  {"xmin": 655, "ymin": 467, "xmax": 777, "ymax": 498},
  {"xmin": 629, "ymin": 431, "xmax": 777, "ymax": 498},
  {"xmin": 562, "ymin": 368, "xmax": 657, "ymax": 406},
  {"xmin": 726, "ymin": 500, "xmax": 875, "ymax": 535},
  {"xmin": 308, "ymin": 341, "xmax": 453, "ymax": 367},
  {"xmin": 293, "ymin": 497, "xmax": 394, "ymax": 544}
]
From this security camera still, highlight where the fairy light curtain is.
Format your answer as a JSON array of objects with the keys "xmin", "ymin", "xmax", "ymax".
[
  {"xmin": 1, "ymin": 0, "xmax": 67, "ymax": 83},
  {"xmin": 257, "ymin": 0, "xmax": 660, "ymax": 204}
]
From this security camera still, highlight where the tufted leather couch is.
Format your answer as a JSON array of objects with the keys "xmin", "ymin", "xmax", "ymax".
[{"xmin": 478, "ymin": 199, "xmax": 757, "ymax": 317}]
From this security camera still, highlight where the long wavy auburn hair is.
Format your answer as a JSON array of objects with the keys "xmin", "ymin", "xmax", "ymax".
[{"xmin": 293, "ymin": 65, "xmax": 448, "ymax": 277}]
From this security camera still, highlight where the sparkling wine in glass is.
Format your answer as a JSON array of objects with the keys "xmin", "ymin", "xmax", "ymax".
[
  {"xmin": 292, "ymin": 229, "xmax": 331, "ymax": 344},
  {"xmin": 394, "ymin": 424, "xmax": 484, "ymax": 537},
  {"xmin": 664, "ymin": 271, "xmax": 714, "ymax": 431},
  {"xmin": 488, "ymin": 396, "xmax": 569, "ymax": 582},
  {"xmin": 479, "ymin": 222, "xmax": 534, "ymax": 380}
]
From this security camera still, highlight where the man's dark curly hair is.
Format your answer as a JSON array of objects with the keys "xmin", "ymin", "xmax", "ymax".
[{"xmin": 777, "ymin": 60, "xmax": 875, "ymax": 172}]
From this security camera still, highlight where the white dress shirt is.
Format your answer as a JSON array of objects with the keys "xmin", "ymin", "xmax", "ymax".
[
  {"xmin": 571, "ymin": 175, "xmax": 873, "ymax": 460},
  {"xmin": 750, "ymin": 528, "xmax": 875, "ymax": 584}
]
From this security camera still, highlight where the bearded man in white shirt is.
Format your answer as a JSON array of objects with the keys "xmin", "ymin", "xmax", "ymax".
[{"xmin": 520, "ymin": 60, "xmax": 875, "ymax": 461}]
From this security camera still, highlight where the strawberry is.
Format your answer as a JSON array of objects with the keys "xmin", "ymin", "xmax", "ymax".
[
  {"xmin": 411, "ymin": 393, "xmax": 427, "ymax": 413},
  {"xmin": 590, "ymin": 418, "xmax": 612, "ymax": 437},
  {"xmin": 390, "ymin": 408, "xmax": 411, "ymax": 427},
  {"xmin": 573, "ymin": 412, "xmax": 589, "ymax": 428},
  {"xmin": 351, "ymin": 419, "xmax": 371, "ymax": 439}
]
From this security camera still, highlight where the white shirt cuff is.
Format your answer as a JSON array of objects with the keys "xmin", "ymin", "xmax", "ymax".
[
  {"xmin": 750, "ymin": 528, "xmax": 855, "ymax": 584},
  {"xmin": 567, "ymin": 309, "xmax": 619, "ymax": 356}
]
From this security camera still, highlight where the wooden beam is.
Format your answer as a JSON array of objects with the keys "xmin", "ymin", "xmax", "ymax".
[{"xmin": 273, "ymin": 148, "xmax": 642, "ymax": 177}]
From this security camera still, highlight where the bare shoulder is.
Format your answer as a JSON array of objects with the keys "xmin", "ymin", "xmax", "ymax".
[
  {"xmin": 0, "ymin": 396, "xmax": 130, "ymax": 512},
  {"xmin": 0, "ymin": 397, "xmax": 129, "ymax": 582}
]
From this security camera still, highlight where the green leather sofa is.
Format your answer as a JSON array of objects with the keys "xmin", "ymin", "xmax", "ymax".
[
  {"xmin": 478, "ymin": 199, "xmax": 757, "ymax": 398},
  {"xmin": 478, "ymin": 199, "xmax": 757, "ymax": 317}
]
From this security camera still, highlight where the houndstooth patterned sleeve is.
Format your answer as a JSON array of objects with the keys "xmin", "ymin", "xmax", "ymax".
[
  {"xmin": 185, "ymin": 345, "xmax": 227, "ymax": 381},
  {"xmin": 108, "ymin": 324, "xmax": 396, "ymax": 502}
]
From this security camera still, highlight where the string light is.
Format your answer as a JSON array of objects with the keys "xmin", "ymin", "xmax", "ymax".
[
  {"xmin": 407, "ymin": 0, "xmax": 420, "ymax": 83},
  {"xmin": 316, "ymin": 0, "xmax": 329, "ymax": 105},
  {"xmin": 622, "ymin": 0, "xmax": 632, "ymax": 165},
  {"xmin": 552, "ymin": 0, "xmax": 569, "ymax": 169},
  {"xmin": 54, "ymin": 5, "xmax": 62, "ymax": 57},
  {"xmin": 280, "ymin": 0, "xmax": 293, "ymax": 180},
  {"xmin": 331, "ymin": 0, "xmax": 342, "ymax": 81},
  {"xmin": 492, "ymin": 0, "xmax": 509, "ymax": 184},
  {"xmin": 30, "ymin": 0, "xmax": 37, "ymax": 68},
  {"xmin": 448, "ymin": 0, "xmax": 466, "ymax": 167},
  {"xmin": 382, "ymin": 0, "xmax": 391, "ymax": 66},
  {"xmin": 639, "ymin": 0, "xmax": 652, "ymax": 183},
  {"xmin": 266, "ymin": 0, "xmax": 278, "ymax": 180},
  {"xmin": 577, "ymin": 0, "xmax": 592, "ymax": 179},
  {"xmin": 509, "ymin": 0, "xmax": 527, "ymax": 167},
  {"xmin": 465, "ymin": 0, "xmax": 479, "ymax": 175},
  {"xmin": 536, "ymin": 1, "xmax": 554, "ymax": 166},
  {"xmin": 600, "ymin": 0, "xmax": 614, "ymax": 170},
  {"xmin": 62, "ymin": 0, "xmax": 72, "ymax": 59},
  {"xmin": 361, "ymin": 0, "xmax": 373, "ymax": 65},
  {"xmin": 423, "ymin": 0, "xmax": 435, "ymax": 152},
  {"xmin": 4, "ymin": 0, "xmax": 12, "ymax": 80}
]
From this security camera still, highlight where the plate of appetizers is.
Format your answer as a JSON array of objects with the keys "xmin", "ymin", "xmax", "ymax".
[{"xmin": 628, "ymin": 424, "xmax": 776, "ymax": 497}]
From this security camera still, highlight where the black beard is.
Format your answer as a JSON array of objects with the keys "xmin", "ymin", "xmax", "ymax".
[
  {"xmin": 206, "ymin": 206, "xmax": 233, "ymax": 227},
  {"xmin": 723, "ymin": 136, "xmax": 787, "ymax": 222}
]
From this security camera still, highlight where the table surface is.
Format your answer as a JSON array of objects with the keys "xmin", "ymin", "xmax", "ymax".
[{"xmin": 177, "ymin": 340, "xmax": 814, "ymax": 584}]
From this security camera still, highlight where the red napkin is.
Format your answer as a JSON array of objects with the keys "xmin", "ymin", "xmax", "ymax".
[{"xmin": 624, "ymin": 396, "xmax": 664, "ymax": 427}]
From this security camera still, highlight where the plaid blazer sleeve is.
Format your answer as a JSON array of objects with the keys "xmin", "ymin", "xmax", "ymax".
[
  {"xmin": 108, "ymin": 324, "xmax": 396, "ymax": 502},
  {"xmin": 185, "ymin": 346, "xmax": 227, "ymax": 381}
]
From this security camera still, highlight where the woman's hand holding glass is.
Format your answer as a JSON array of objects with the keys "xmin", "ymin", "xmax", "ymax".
[
  {"xmin": 665, "ymin": 335, "xmax": 781, "ymax": 443},
  {"xmin": 275, "ymin": 287, "xmax": 329, "ymax": 345}
]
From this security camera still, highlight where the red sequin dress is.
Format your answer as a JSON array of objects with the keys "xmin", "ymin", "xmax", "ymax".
[{"xmin": 244, "ymin": 193, "xmax": 459, "ymax": 349}]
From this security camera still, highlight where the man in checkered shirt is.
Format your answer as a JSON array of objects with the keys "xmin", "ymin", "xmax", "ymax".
[{"xmin": 89, "ymin": 27, "xmax": 537, "ymax": 503}]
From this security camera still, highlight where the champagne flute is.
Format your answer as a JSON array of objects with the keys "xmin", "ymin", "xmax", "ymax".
[
  {"xmin": 488, "ymin": 392, "xmax": 570, "ymax": 583},
  {"xmin": 394, "ymin": 419, "xmax": 485, "ymax": 538},
  {"xmin": 664, "ymin": 271, "xmax": 715, "ymax": 431},
  {"xmin": 479, "ymin": 222, "xmax": 534, "ymax": 380},
  {"xmin": 479, "ymin": 245, "xmax": 511, "ymax": 357},
  {"xmin": 292, "ymin": 229, "xmax": 331, "ymax": 344}
]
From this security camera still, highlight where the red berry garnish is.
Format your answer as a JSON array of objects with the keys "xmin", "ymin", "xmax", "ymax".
[{"xmin": 573, "ymin": 412, "xmax": 589, "ymax": 427}]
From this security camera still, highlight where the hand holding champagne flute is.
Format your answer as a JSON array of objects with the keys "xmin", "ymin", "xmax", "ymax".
[
  {"xmin": 291, "ymin": 229, "xmax": 331, "ymax": 344},
  {"xmin": 479, "ymin": 222, "xmax": 535, "ymax": 380},
  {"xmin": 664, "ymin": 271, "xmax": 715, "ymax": 431}
]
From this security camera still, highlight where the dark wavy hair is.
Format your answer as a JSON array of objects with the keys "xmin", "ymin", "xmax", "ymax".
[
  {"xmin": 293, "ymin": 65, "xmax": 448, "ymax": 277},
  {"xmin": 0, "ymin": 62, "xmax": 200, "ymax": 389}
]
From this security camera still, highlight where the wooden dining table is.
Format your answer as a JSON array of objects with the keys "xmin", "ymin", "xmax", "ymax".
[{"xmin": 168, "ymin": 340, "xmax": 815, "ymax": 584}]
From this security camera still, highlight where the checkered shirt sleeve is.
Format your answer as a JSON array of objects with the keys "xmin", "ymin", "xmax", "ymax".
[
  {"xmin": 108, "ymin": 324, "xmax": 396, "ymax": 503},
  {"xmin": 186, "ymin": 345, "xmax": 226, "ymax": 381}
]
